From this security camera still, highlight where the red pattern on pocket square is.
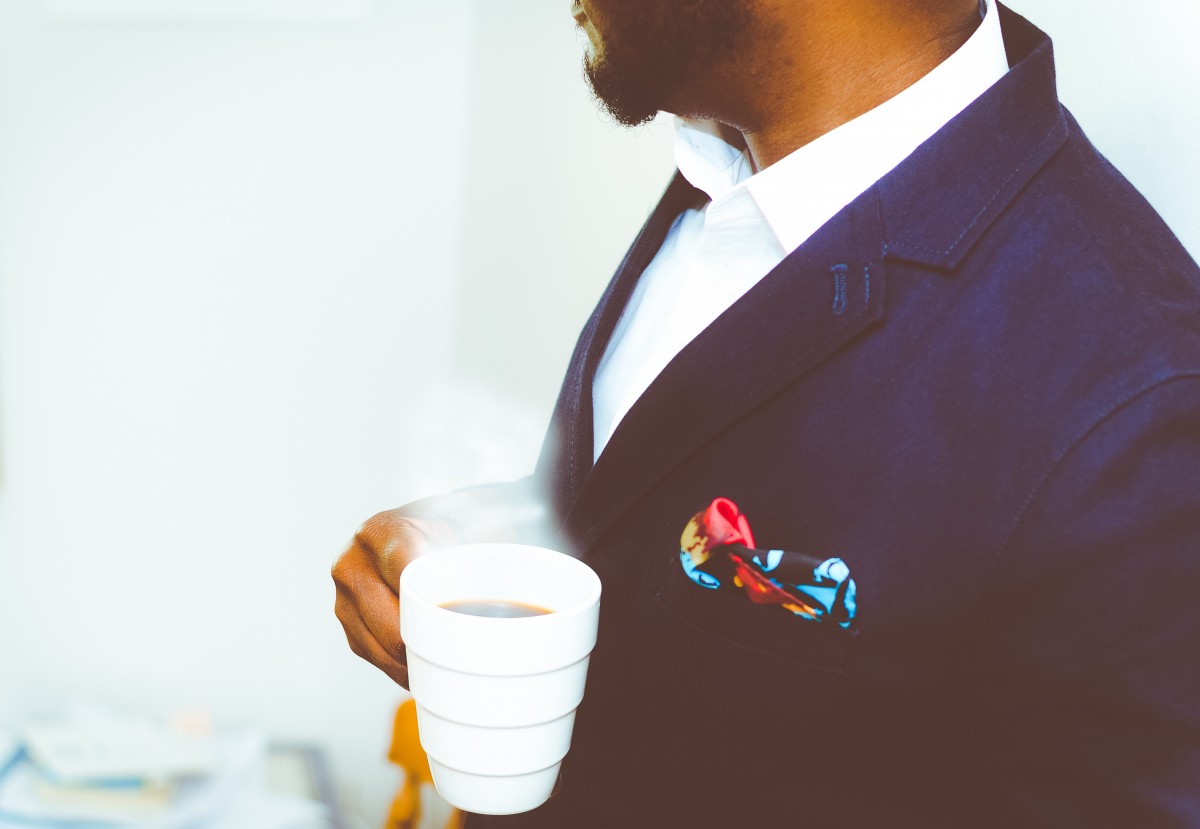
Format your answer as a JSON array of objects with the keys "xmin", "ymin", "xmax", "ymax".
[{"xmin": 679, "ymin": 498, "xmax": 857, "ymax": 627}]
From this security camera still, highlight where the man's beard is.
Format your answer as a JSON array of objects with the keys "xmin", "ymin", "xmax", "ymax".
[{"xmin": 583, "ymin": 0, "xmax": 750, "ymax": 127}]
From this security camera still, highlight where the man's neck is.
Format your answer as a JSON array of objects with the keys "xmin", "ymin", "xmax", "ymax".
[{"xmin": 697, "ymin": 0, "xmax": 986, "ymax": 171}]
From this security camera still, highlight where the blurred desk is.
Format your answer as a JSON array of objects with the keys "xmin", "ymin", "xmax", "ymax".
[
  {"xmin": 0, "ymin": 736, "xmax": 339, "ymax": 829},
  {"xmin": 266, "ymin": 743, "xmax": 342, "ymax": 829}
]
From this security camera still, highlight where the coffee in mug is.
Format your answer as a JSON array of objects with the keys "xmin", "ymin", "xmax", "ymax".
[{"xmin": 439, "ymin": 600, "xmax": 552, "ymax": 618}]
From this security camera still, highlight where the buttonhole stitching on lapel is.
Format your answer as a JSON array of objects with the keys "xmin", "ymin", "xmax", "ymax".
[{"xmin": 831, "ymin": 263, "xmax": 849, "ymax": 315}]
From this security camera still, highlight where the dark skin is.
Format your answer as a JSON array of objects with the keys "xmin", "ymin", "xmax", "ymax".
[
  {"xmin": 332, "ymin": 485, "xmax": 518, "ymax": 688},
  {"xmin": 332, "ymin": 0, "xmax": 985, "ymax": 687},
  {"xmin": 736, "ymin": 0, "xmax": 984, "ymax": 168}
]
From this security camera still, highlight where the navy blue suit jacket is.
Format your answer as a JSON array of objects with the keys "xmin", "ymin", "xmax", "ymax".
[{"xmin": 474, "ymin": 7, "xmax": 1200, "ymax": 827}]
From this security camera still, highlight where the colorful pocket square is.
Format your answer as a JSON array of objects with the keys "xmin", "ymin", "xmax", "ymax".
[{"xmin": 680, "ymin": 498, "xmax": 857, "ymax": 628}]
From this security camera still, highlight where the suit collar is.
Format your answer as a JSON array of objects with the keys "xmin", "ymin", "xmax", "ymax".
[
  {"xmin": 545, "ymin": 5, "xmax": 1070, "ymax": 554},
  {"xmin": 877, "ymin": 4, "xmax": 1068, "ymax": 271}
]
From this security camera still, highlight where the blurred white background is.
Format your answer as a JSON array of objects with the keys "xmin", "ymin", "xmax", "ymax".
[{"xmin": 0, "ymin": 0, "xmax": 1195, "ymax": 825}]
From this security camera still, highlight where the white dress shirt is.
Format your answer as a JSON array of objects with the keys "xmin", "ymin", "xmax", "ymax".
[{"xmin": 592, "ymin": 0, "xmax": 1010, "ymax": 461}]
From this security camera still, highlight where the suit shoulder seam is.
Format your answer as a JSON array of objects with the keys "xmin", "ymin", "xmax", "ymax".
[{"xmin": 988, "ymin": 370, "xmax": 1200, "ymax": 570}]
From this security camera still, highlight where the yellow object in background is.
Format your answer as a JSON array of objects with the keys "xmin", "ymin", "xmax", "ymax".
[{"xmin": 385, "ymin": 699, "xmax": 463, "ymax": 829}]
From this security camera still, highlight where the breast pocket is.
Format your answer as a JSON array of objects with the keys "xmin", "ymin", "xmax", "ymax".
[{"xmin": 653, "ymin": 552, "xmax": 859, "ymax": 672}]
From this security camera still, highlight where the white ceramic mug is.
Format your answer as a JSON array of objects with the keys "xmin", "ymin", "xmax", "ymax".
[{"xmin": 399, "ymin": 543, "xmax": 602, "ymax": 815}]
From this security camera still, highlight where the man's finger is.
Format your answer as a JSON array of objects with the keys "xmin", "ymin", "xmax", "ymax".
[
  {"xmin": 336, "ymin": 604, "xmax": 409, "ymax": 687},
  {"xmin": 348, "ymin": 571, "xmax": 406, "ymax": 667},
  {"xmin": 333, "ymin": 543, "xmax": 409, "ymax": 683},
  {"xmin": 334, "ymin": 582, "xmax": 409, "ymax": 687}
]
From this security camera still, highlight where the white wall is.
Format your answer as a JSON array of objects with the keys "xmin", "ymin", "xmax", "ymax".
[
  {"xmin": 448, "ymin": 3, "xmax": 675, "ymax": 414},
  {"xmin": 0, "ymin": 1, "xmax": 1195, "ymax": 827},
  {"xmin": 0, "ymin": 1, "xmax": 478, "ymax": 824},
  {"xmin": 1004, "ymin": 0, "xmax": 1200, "ymax": 259}
]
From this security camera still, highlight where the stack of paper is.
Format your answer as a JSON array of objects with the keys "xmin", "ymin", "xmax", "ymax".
[{"xmin": 0, "ymin": 707, "xmax": 331, "ymax": 829}]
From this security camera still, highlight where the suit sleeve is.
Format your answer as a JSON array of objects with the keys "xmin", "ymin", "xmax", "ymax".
[{"xmin": 967, "ymin": 375, "xmax": 1200, "ymax": 828}]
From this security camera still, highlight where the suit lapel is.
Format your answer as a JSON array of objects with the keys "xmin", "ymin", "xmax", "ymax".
[
  {"xmin": 563, "ymin": 190, "xmax": 888, "ymax": 554},
  {"xmin": 536, "ymin": 173, "xmax": 705, "ymax": 518}
]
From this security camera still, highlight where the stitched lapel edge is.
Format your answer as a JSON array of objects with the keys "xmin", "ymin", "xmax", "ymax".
[{"xmin": 535, "ymin": 174, "xmax": 705, "ymax": 515}]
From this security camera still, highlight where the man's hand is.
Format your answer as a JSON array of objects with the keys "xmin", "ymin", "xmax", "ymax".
[{"xmin": 332, "ymin": 483, "xmax": 543, "ymax": 687}]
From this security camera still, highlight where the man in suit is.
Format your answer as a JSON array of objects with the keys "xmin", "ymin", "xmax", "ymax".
[{"xmin": 334, "ymin": 0, "xmax": 1200, "ymax": 825}]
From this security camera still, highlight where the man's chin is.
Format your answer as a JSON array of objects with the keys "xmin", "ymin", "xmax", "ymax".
[{"xmin": 584, "ymin": 60, "xmax": 661, "ymax": 128}]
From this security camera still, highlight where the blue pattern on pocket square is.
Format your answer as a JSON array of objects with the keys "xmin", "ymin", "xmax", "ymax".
[{"xmin": 679, "ymin": 499, "xmax": 858, "ymax": 628}]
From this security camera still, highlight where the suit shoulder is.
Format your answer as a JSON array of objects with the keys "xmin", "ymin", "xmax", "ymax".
[{"xmin": 965, "ymin": 112, "xmax": 1200, "ymax": 362}]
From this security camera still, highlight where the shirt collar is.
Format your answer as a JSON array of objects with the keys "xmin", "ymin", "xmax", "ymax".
[{"xmin": 673, "ymin": 0, "xmax": 1010, "ymax": 253}]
